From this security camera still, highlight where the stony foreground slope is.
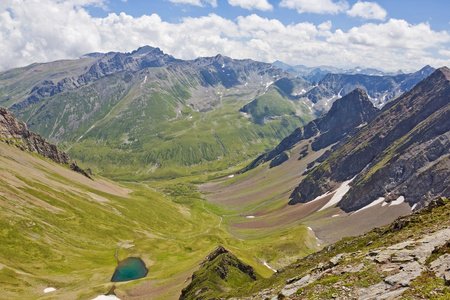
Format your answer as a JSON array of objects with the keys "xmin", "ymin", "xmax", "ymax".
[{"xmin": 221, "ymin": 198, "xmax": 450, "ymax": 299}]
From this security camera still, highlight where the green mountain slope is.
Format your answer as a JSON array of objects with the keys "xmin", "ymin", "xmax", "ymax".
[
  {"xmin": 180, "ymin": 246, "xmax": 261, "ymax": 299},
  {"xmin": 0, "ymin": 47, "xmax": 313, "ymax": 179},
  {"xmin": 0, "ymin": 112, "xmax": 320, "ymax": 299}
]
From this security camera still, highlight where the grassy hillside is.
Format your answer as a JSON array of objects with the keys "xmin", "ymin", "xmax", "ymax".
[
  {"xmin": 67, "ymin": 91, "xmax": 310, "ymax": 180},
  {"xmin": 0, "ymin": 141, "xmax": 318, "ymax": 299}
]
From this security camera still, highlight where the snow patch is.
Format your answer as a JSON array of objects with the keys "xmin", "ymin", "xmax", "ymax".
[
  {"xmin": 353, "ymin": 197, "xmax": 385, "ymax": 214},
  {"xmin": 228, "ymin": 174, "xmax": 235, "ymax": 178},
  {"xmin": 44, "ymin": 287, "xmax": 56, "ymax": 293},
  {"xmin": 318, "ymin": 178, "xmax": 354, "ymax": 211},
  {"xmin": 141, "ymin": 75, "xmax": 147, "ymax": 87},
  {"xmin": 411, "ymin": 203, "xmax": 418, "ymax": 211},
  {"xmin": 310, "ymin": 191, "xmax": 331, "ymax": 203},
  {"xmin": 331, "ymin": 214, "xmax": 340, "ymax": 218},
  {"xmin": 246, "ymin": 216, "xmax": 255, "ymax": 219},
  {"xmin": 92, "ymin": 296, "xmax": 120, "ymax": 300},
  {"xmin": 390, "ymin": 196, "xmax": 405, "ymax": 206},
  {"xmin": 307, "ymin": 226, "xmax": 313, "ymax": 231},
  {"xmin": 382, "ymin": 201, "xmax": 388, "ymax": 207},
  {"xmin": 263, "ymin": 261, "xmax": 277, "ymax": 272}
]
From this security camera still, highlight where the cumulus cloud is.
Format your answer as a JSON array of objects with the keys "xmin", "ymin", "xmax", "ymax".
[
  {"xmin": 327, "ymin": 19, "xmax": 450, "ymax": 50},
  {"xmin": 279, "ymin": 0, "xmax": 349, "ymax": 15},
  {"xmin": 0, "ymin": 0, "xmax": 449, "ymax": 72},
  {"xmin": 347, "ymin": 1, "xmax": 387, "ymax": 20},
  {"xmin": 228, "ymin": 0, "xmax": 273, "ymax": 11}
]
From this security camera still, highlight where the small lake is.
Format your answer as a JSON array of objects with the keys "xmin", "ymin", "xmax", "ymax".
[{"xmin": 111, "ymin": 257, "xmax": 148, "ymax": 282}]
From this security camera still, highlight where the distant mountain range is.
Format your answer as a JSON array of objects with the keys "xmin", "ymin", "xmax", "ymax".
[
  {"xmin": 0, "ymin": 46, "xmax": 435, "ymax": 179},
  {"xmin": 272, "ymin": 60, "xmax": 405, "ymax": 81}
]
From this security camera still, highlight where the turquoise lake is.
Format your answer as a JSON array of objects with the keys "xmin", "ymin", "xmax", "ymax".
[{"xmin": 111, "ymin": 257, "xmax": 148, "ymax": 282}]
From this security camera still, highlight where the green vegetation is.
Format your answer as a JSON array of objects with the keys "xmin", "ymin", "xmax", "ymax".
[
  {"xmin": 241, "ymin": 88, "xmax": 298, "ymax": 124},
  {"xmin": 69, "ymin": 93, "xmax": 309, "ymax": 180},
  {"xmin": 180, "ymin": 248, "xmax": 262, "ymax": 299},
  {"xmin": 0, "ymin": 142, "xmax": 320, "ymax": 299}
]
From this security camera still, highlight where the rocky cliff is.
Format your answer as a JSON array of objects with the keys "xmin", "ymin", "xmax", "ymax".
[
  {"xmin": 0, "ymin": 107, "xmax": 92, "ymax": 178},
  {"xmin": 0, "ymin": 107, "xmax": 70, "ymax": 164},
  {"xmin": 289, "ymin": 67, "xmax": 450, "ymax": 211}
]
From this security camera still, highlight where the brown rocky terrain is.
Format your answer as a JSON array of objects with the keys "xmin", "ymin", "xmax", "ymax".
[
  {"xmin": 0, "ymin": 107, "xmax": 70, "ymax": 164},
  {"xmin": 289, "ymin": 67, "xmax": 450, "ymax": 211},
  {"xmin": 0, "ymin": 107, "xmax": 91, "ymax": 177}
]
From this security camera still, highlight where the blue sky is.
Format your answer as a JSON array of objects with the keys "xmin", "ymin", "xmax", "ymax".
[{"xmin": 1, "ymin": 0, "xmax": 449, "ymax": 72}]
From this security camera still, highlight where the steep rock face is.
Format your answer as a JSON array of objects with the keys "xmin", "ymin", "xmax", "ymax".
[
  {"xmin": 0, "ymin": 107, "xmax": 70, "ymax": 164},
  {"xmin": 242, "ymin": 88, "xmax": 379, "ymax": 172},
  {"xmin": 289, "ymin": 67, "xmax": 450, "ymax": 211},
  {"xmin": 180, "ymin": 246, "xmax": 260, "ymax": 300}
]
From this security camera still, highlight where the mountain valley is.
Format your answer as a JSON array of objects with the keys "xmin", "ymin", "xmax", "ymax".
[{"xmin": 0, "ymin": 47, "xmax": 448, "ymax": 300}]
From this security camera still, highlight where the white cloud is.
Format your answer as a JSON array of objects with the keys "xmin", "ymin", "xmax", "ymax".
[
  {"xmin": 439, "ymin": 49, "xmax": 450, "ymax": 58},
  {"xmin": 0, "ymin": 1, "xmax": 449, "ymax": 73},
  {"xmin": 347, "ymin": 1, "xmax": 387, "ymax": 20},
  {"xmin": 167, "ymin": 0, "xmax": 217, "ymax": 7},
  {"xmin": 228, "ymin": 0, "xmax": 273, "ymax": 11},
  {"xmin": 279, "ymin": 0, "xmax": 349, "ymax": 15},
  {"xmin": 327, "ymin": 19, "xmax": 450, "ymax": 50}
]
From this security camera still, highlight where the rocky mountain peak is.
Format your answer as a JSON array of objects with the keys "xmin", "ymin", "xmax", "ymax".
[
  {"xmin": 433, "ymin": 66, "xmax": 450, "ymax": 81},
  {"xmin": 315, "ymin": 87, "xmax": 377, "ymax": 134}
]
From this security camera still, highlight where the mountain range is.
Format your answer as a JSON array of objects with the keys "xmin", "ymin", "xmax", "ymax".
[
  {"xmin": 0, "ymin": 46, "xmax": 448, "ymax": 299},
  {"xmin": 0, "ymin": 46, "xmax": 433, "ymax": 179},
  {"xmin": 186, "ymin": 67, "xmax": 450, "ymax": 300}
]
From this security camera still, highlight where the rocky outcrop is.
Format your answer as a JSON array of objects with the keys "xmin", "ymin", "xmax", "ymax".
[
  {"xmin": 232, "ymin": 198, "xmax": 450, "ymax": 300},
  {"xmin": 289, "ymin": 67, "xmax": 450, "ymax": 210},
  {"xmin": 0, "ymin": 107, "xmax": 91, "ymax": 178},
  {"xmin": 180, "ymin": 245, "xmax": 260, "ymax": 300},
  {"xmin": 0, "ymin": 107, "xmax": 70, "ymax": 164},
  {"xmin": 241, "ymin": 88, "xmax": 379, "ymax": 172}
]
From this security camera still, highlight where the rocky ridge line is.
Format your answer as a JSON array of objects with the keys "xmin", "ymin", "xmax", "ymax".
[
  {"xmin": 241, "ymin": 88, "xmax": 378, "ymax": 172},
  {"xmin": 289, "ymin": 67, "xmax": 450, "ymax": 211},
  {"xmin": 0, "ymin": 107, "xmax": 91, "ymax": 178}
]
